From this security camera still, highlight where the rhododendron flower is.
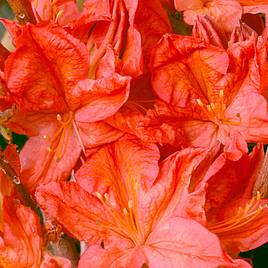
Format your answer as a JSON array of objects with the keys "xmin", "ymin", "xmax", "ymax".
[
  {"xmin": 0, "ymin": 196, "xmax": 71, "ymax": 267},
  {"xmin": 1, "ymin": 22, "xmax": 130, "ymax": 191},
  {"xmin": 149, "ymin": 34, "xmax": 268, "ymax": 160},
  {"xmin": 202, "ymin": 145, "xmax": 268, "ymax": 255},
  {"xmin": 36, "ymin": 136, "xmax": 250, "ymax": 267},
  {"xmin": 174, "ymin": 0, "xmax": 242, "ymax": 32},
  {"xmin": 174, "ymin": 0, "xmax": 268, "ymax": 33},
  {"xmin": 192, "ymin": 15, "xmax": 259, "ymax": 49}
]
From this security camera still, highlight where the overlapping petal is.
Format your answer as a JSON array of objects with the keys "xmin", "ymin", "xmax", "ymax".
[
  {"xmin": 4, "ymin": 22, "xmax": 89, "ymax": 112},
  {"xmin": 175, "ymin": 0, "xmax": 242, "ymax": 33},
  {"xmin": 0, "ymin": 197, "xmax": 43, "ymax": 267},
  {"xmin": 149, "ymin": 33, "xmax": 268, "ymax": 160},
  {"xmin": 36, "ymin": 137, "xmax": 247, "ymax": 267},
  {"xmin": 202, "ymin": 146, "xmax": 268, "ymax": 254}
]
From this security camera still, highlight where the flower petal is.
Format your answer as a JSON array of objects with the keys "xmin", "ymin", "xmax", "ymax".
[
  {"xmin": 78, "ymin": 244, "xmax": 147, "ymax": 268},
  {"xmin": 36, "ymin": 181, "xmax": 110, "ymax": 243},
  {"xmin": 0, "ymin": 197, "xmax": 42, "ymax": 267},
  {"xmin": 144, "ymin": 217, "xmax": 236, "ymax": 268},
  {"xmin": 19, "ymin": 114, "xmax": 81, "ymax": 191},
  {"xmin": 76, "ymin": 134, "xmax": 160, "ymax": 194},
  {"xmin": 74, "ymin": 73, "xmax": 130, "ymax": 123},
  {"xmin": 4, "ymin": 22, "xmax": 89, "ymax": 112}
]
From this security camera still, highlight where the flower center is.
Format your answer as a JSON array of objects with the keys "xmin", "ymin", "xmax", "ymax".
[
  {"xmin": 195, "ymin": 90, "xmax": 241, "ymax": 126},
  {"xmin": 207, "ymin": 191, "xmax": 268, "ymax": 234},
  {"xmin": 44, "ymin": 112, "xmax": 85, "ymax": 162},
  {"xmin": 96, "ymin": 192, "xmax": 144, "ymax": 246}
]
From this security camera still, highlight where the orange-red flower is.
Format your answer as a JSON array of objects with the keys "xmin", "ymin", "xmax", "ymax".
[
  {"xmin": 149, "ymin": 34, "xmax": 268, "ymax": 160},
  {"xmin": 2, "ymin": 22, "xmax": 130, "ymax": 191},
  {"xmin": 202, "ymin": 145, "xmax": 268, "ymax": 255},
  {"xmin": 175, "ymin": 0, "xmax": 242, "ymax": 32},
  {"xmin": 36, "ymin": 136, "xmax": 250, "ymax": 267},
  {"xmin": 0, "ymin": 196, "xmax": 71, "ymax": 267},
  {"xmin": 174, "ymin": 0, "xmax": 268, "ymax": 33}
]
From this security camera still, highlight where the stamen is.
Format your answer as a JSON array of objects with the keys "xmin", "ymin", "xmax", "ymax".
[
  {"xmin": 123, "ymin": 208, "xmax": 128, "ymax": 215},
  {"xmin": 196, "ymin": 99, "xmax": 203, "ymax": 106},
  {"xmin": 72, "ymin": 120, "xmax": 86, "ymax": 155},
  {"xmin": 208, "ymin": 193, "xmax": 267, "ymax": 234},
  {"xmin": 206, "ymin": 104, "xmax": 212, "ymax": 112},
  {"xmin": 34, "ymin": 0, "xmax": 39, "ymax": 8},
  {"xmin": 219, "ymin": 90, "xmax": 224, "ymax": 98},
  {"xmin": 104, "ymin": 193, "xmax": 110, "ymax": 202},
  {"xmin": 44, "ymin": 113, "xmax": 75, "ymax": 161},
  {"xmin": 95, "ymin": 193, "xmax": 142, "ymax": 245},
  {"xmin": 55, "ymin": 10, "xmax": 63, "ymax": 23},
  {"xmin": 57, "ymin": 114, "xmax": 62, "ymax": 121},
  {"xmin": 128, "ymin": 200, "xmax": 133, "ymax": 209},
  {"xmin": 96, "ymin": 192, "xmax": 104, "ymax": 202},
  {"xmin": 210, "ymin": 102, "xmax": 216, "ymax": 110}
]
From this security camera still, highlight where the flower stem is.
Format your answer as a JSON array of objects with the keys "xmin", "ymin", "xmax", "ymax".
[{"xmin": 0, "ymin": 156, "xmax": 42, "ymax": 221}]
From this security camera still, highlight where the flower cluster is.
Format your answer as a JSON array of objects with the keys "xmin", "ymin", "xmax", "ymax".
[{"xmin": 0, "ymin": 0, "xmax": 268, "ymax": 267}]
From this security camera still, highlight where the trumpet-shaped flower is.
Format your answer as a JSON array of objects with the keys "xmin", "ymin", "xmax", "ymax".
[
  {"xmin": 36, "ymin": 136, "xmax": 250, "ymax": 267},
  {"xmin": 2, "ymin": 22, "xmax": 130, "ymax": 191},
  {"xmin": 202, "ymin": 145, "xmax": 268, "ymax": 255},
  {"xmin": 149, "ymin": 34, "xmax": 268, "ymax": 160}
]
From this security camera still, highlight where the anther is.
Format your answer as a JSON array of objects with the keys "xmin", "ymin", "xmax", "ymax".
[
  {"xmin": 196, "ymin": 99, "xmax": 203, "ymax": 106},
  {"xmin": 206, "ymin": 104, "xmax": 212, "ymax": 112},
  {"xmin": 210, "ymin": 102, "xmax": 216, "ymax": 110},
  {"xmin": 128, "ymin": 200, "xmax": 133, "ymax": 209},
  {"xmin": 256, "ymin": 191, "xmax": 261, "ymax": 201},
  {"xmin": 123, "ymin": 208, "xmax": 128, "ymax": 215},
  {"xmin": 56, "ymin": 114, "xmax": 62, "ymax": 121},
  {"xmin": 104, "ymin": 193, "xmax": 109, "ymax": 202},
  {"xmin": 219, "ymin": 90, "xmax": 224, "ymax": 98},
  {"xmin": 43, "ymin": 135, "xmax": 47, "ymax": 139},
  {"xmin": 96, "ymin": 192, "xmax": 103, "ymax": 202},
  {"xmin": 55, "ymin": 10, "xmax": 63, "ymax": 23}
]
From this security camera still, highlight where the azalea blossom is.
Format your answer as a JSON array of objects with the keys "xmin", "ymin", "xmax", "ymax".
[
  {"xmin": 184, "ymin": 144, "xmax": 268, "ymax": 256},
  {"xmin": 1, "ymin": 0, "xmax": 268, "ymax": 266},
  {"xmin": 149, "ymin": 33, "xmax": 268, "ymax": 160},
  {"xmin": 36, "ymin": 136, "xmax": 250, "ymax": 267},
  {"xmin": 174, "ymin": 0, "xmax": 243, "ymax": 32},
  {"xmin": 174, "ymin": 0, "xmax": 268, "ymax": 33},
  {"xmin": 0, "ymin": 21, "xmax": 130, "ymax": 191}
]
